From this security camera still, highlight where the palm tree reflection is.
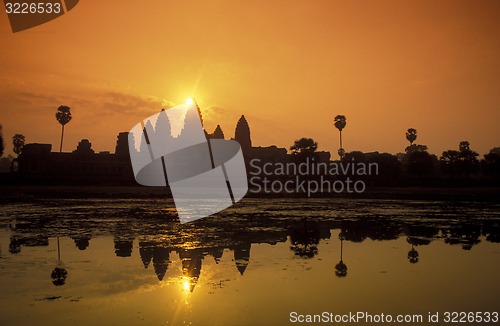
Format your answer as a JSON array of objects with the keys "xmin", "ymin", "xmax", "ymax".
[
  {"xmin": 335, "ymin": 232, "xmax": 348, "ymax": 277},
  {"xmin": 406, "ymin": 237, "xmax": 427, "ymax": 264},
  {"xmin": 407, "ymin": 244, "xmax": 419, "ymax": 264},
  {"xmin": 9, "ymin": 237, "xmax": 21, "ymax": 254},
  {"xmin": 51, "ymin": 237, "xmax": 68, "ymax": 286}
]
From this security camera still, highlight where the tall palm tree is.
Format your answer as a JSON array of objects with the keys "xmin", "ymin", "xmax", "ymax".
[
  {"xmin": 335, "ymin": 232, "xmax": 348, "ymax": 277},
  {"xmin": 55, "ymin": 106, "xmax": 72, "ymax": 152},
  {"xmin": 12, "ymin": 134, "xmax": 25, "ymax": 156},
  {"xmin": 407, "ymin": 244, "xmax": 419, "ymax": 264},
  {"xmin": 51, "ymin": 236, "xmax": 68, "ymax": 286},
  {"xmin": 334, "ymin": 115, "xmax": 346, "ymax": 158},
  {"xmin": 406, "ymin": 128, "xmax": 417, "ymax": 146}
]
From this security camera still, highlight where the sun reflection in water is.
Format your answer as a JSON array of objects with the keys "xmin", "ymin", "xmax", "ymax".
[
  {"xmin": 180, "ymin": 275, "xmax": 198, "ymax": 293},
  {"xmin": 183, "ymin": 280, "xmax": 190, "ymax": 292}
]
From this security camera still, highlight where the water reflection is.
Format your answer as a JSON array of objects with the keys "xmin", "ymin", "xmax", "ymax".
[
  {"xmin": 0, "ymin": 198, "xmax": 499, "ymax": 325},
  {"xmin": 1, "ymin": 199, "xmax": 499, "ymax": 289},
  {"xmin": 51, "ymin": 237, "xmax": 68, "ymax": 286},
  {"xmin": 335, "ymin": 232, "xmax": 348, "ymax": 277}
]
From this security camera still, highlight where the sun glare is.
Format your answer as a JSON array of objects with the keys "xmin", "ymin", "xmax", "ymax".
[
  {"xmin": 185, "ymin": 98, "xmax": 194, "ymax": 105},
  {"xmin": 183, "ymin": 280, "xmax": 191, "ymax": 291}
]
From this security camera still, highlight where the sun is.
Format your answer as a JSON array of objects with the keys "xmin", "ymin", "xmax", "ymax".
[{"xmin": 185, "ymin": 98, "xmax": 194, "ymax": 105}]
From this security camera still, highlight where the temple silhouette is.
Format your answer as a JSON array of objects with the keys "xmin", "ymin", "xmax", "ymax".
[
  {"xmin": 6, "ymin": 202, "xmax": 499, "ymax": 290},
  {"xmin": 14, "ymin": 113, "xmax": 329, "ymax": 185},
  {"xmin": 15, "ymin": 133, "xmax": 133, "ymax": 184}
]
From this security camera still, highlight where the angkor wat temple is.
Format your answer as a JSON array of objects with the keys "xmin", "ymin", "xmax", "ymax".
[{"xmin": 14, "ymin": 115, "xmax": 328, "ymax": 185}]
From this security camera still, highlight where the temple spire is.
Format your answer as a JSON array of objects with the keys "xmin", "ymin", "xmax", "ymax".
[{"xmin": 235, "ymin": 115, "xmax": 252, "ymax": 151}]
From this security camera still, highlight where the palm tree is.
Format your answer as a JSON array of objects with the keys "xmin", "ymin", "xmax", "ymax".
[
  {"xmin": 406, "ymin": 128, "xmax": 417, "ymax": 146},
  {"xmin": 407, "ymin": 244, "xmax": 419, "ymax": 264},
  {"xmin": 51, "ymin": 236, "xmax": 68, "ymax": 286},
  {"xmin": 335, "ymin": 232, "xmax": 348, "ymax": 277},
  {"xmin": 55, "ymin": 106, "xmax": 72, "ymax": 152},
  {"xmin": 458, "ymin": 141, "xmax": 479, "ymax": 178},
  {"xmin": 12, "ymin": 134, "xmax": 25, "ymax": 156},
  {"xmin": 334, "ymin": 115, "xmax": 346, "ymax": 158},
  {"xmin": 440, "ymin": 150, "xmax": 460, "ymax": 177}
]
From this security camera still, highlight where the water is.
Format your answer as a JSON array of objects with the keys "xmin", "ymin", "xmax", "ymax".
[{"xmin": 0, "ymin": 198, "xmax": 499, "ymax": 325}]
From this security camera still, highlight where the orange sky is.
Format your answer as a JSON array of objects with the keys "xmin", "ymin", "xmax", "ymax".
[{"xmin": 1, "ymin": 0, "xmax": 499, "ymax": 157}]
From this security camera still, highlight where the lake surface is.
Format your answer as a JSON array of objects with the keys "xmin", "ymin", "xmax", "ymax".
[{"xmin": 0, "ymin": 198, "xmax": 499, "ymax": 325}]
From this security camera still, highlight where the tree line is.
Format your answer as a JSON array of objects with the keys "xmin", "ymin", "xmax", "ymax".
[
  {"xmin": 1, "ymin": 109, "xmax": 499, "ymax": 182},
  {"xmin": 0, "ymin": 105, "xmax": 72, "ymax": 172},
  {"xmin": 290, "ymin": 117, "xmax": 500, "ymax": 183}
]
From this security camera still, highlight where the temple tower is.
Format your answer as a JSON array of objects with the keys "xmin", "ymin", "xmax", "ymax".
[{"xmin": 235, "ymin": 115, "xmax": 252, "ymax": 152}]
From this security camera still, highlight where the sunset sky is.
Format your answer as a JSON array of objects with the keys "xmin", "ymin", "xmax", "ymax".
[{"xmin": 1, "ymin": 0, "xmax": 499, "ymax": 157}]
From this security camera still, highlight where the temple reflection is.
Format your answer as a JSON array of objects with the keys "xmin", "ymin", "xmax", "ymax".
[
  {"xmin": 179, "ymin": 249, "xmax": 203, "ymax": 291},
  {"xmin": 3, "ymin": 206, "xmax": 500, "ymax": 289},
  {"xmin": 232, "ymin": 243, "xmax": 251, "ymax": 275}
]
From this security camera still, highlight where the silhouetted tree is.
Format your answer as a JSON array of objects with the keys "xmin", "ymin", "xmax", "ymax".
[
  {"xmin": 114, "ymin": 238, "xmax": 133, "ymax": 257},
  {"xmin": 0, "ymin": 155, "xmax": 13, "ymax": 173},
  {"xmin": 406, "ymin": 128, "xmax": 417, "ymax": 146},
  {"xmin": 457, "ymin": 141, "xmax": 479, "ymax": 178},
  {"xmin": 12, "ymin": 134, "xmax": 25, "ymax": 156},
  {"xmin": 440, "ymin": 150, "xmax": 460, "ymax": 177},
  {"xmin": 343, "ymin": 151, "xmax": 366, "ymax": 163},
  {"xmin": 55, "ymin": 105, "xmax": 72, "ymax": 152},
  {"xmin": 407, "ymin": 151, "xmax": 435, "ymax": 177},
  {"xmin": 459, "ymin": 141, "xmax": 470, "ymax": 152},
  {"xmin": 51, "ymin": 267, "xmax": 68, "ymax": 286},
  {"xmin": 335, "ymin": 233, "xmax": 348, "ymax": 277},
  {"xmin": 405, "ymin": 144, "xmax": 428, "ymax": 154},
  {"xmin": 334, "ymin": 115, "xmax": 346, "ymax": 158},
  {"xmin": 443, "ymin": 223, "xmax": 481, "ymax": 250},
  {"xmin": 52, "ymin": 236, "xmax": 68, "ymax": 286},
  {"xmin": 404, "ymin": 128, "xmax": 430, "ymax": 155},
  {"xmin": 0, "ymin": 125, "xmax": 4, "ymax": 157},
  {"xmin": 482, "ymin": 147, "xmax": 500, "ymax": 180},
  {"xmin": 290, "ymin": 138, "xmax": 318, "ymax": 164},
  {"xmin": 9, "ymin": 237, "xmax": 21, "ymax": 254},
  {"xmin": 407, "ymin": 245, "xmax": 419, "ymax": 264},
  {"xmin": 290, "ymin": 138, "xmax": 318, "ymax": 155},
  {"xmin": 369, "ymin": 153, "xmax": 401, "ymax": 183},
  {"xmin": 289, "ymin": 220, "xmax": 321, "ymax": 259}
]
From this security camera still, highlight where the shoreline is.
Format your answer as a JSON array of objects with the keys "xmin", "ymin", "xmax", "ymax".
[{"xmin": 0, "ymin": 185, "xmax": 498, "ymax": 203}]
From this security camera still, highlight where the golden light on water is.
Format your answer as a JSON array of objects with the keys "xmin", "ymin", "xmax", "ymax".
[
  {"xmin": 180, "ymin": 275, "xmax": 197, "ymax": 293},
  {"xmin": 183, "ymin": 280, "xmax": 191, "ymax": 292}
]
